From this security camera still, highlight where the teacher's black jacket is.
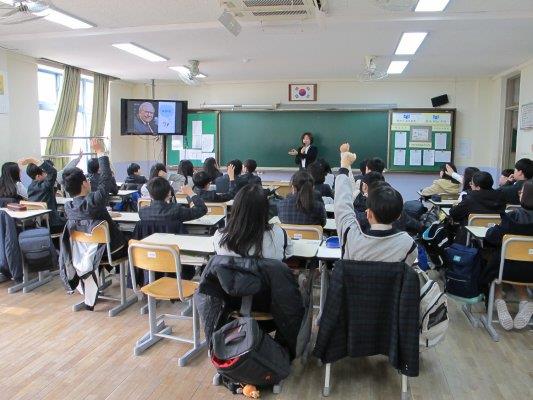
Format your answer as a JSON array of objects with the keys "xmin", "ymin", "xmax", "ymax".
[{"xmin": 295, "ymin": 145, "xmax": 318, "ymax": 168}]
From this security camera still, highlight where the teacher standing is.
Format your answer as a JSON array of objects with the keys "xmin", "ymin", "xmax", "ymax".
[{"xmin": 288, "ymin": 132, "xmax": 318, "ymax": 169}]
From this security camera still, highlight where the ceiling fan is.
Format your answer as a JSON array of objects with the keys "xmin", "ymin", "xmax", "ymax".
[
  {"xmin": 373, "ymin": 0, "xmax": 417, "ymax": 11},
  {"xmin": 0, "ymin": 0, "xmax": 52, "ymax": 25},
  {"xmin": 171, "ymin": 60, "xmax": 208, "ymax": 86},
  {"xmin": 357, "ymin": 56, "xmax": 388, "ymax": 82}
]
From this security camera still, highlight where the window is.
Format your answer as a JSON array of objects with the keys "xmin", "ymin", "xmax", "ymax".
[
  {"xmin": 37, "ymin": 65, "xmax": 95, "ymax": 163},
  {"xmin": 502, "ymin": 75, "xmax": 520, "ymax": 169}
]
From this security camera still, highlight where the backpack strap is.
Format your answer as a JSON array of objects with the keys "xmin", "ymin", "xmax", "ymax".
[
  {"xmin": 402, "ymin": 241, "xmax": 418, "ymax": 263},
  {"xmin": 341, "ymin": 226, "xmax": 351, "ymax": 260},
  {"xmin": 240, "ymin": 295, "xmax": 253, "ymax": 317},
  {"xmin": 282, "ymin": 228, "xmax": 288, "ymax": 260}
]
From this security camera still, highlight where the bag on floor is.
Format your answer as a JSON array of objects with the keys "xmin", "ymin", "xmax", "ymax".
[
  {"xmin": 416, "ymin": 268, "xmax": 448, "ymax": 349},
  {"xmin": 404, "ymin": 200, "xmax": 427, "ymax": 220},
  {"xmin": 444, "ymin": 244, "xmax": 481, "ymax": 298},
  {"xmin": 18, "ymin": 227, "xmax": 57, "ymax": 272},
  {"xmin": 421, "ymin": 221, "xmax": 453, "ymax": 268}
]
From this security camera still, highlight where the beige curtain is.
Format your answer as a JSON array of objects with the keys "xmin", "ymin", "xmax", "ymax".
[
  {"xmin": 45, "ymin": 65, "xmax": 80, "ymax": 169},
  {"xmin": 90, "ymin": 73, "xmax": 110, "ymax": 137}
]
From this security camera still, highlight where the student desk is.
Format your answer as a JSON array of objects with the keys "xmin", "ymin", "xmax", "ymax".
[
  {"xmin": 428, "ymin": 198, "xmax": 457, "ymax": 209},
  {"xmin": 465, "ymin": 226, "xmax": 488, "ymax": 239},
  {"xmin": 112, "ymin": 213, "xmax": 224, "ymax": 234},
  {"xmin": 140, "ymin": 233, "xmax": 215, "ymax": 266},
  {"xmin": 109, "ymin": 190, "xmax": 138, "ymax": 204},
  {"xmin": 0, "ymin": 208, "xmax": 55, "ymax": 294},
  {"xmin": 442, "ymin": 208, "xmax": 450, "ymax": 217},
  {"xmin": 269, "ymin": 216, "xmax": 337, "ymax": 233}
]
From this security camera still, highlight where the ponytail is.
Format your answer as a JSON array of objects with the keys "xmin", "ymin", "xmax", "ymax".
[{"xmin": 292, "ymin": 170, "xmax": 315, "ymax": 214}]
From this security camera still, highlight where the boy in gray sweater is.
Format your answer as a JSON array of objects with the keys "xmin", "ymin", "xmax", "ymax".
[{"xmin": 335, "ymin": 143, "xmax": 417, "ymax": 266}]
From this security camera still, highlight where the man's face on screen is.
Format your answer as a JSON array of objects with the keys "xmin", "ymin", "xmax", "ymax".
[{"xmin": 138, "ymin": 103, "xmax": 155, "ymax": 123}]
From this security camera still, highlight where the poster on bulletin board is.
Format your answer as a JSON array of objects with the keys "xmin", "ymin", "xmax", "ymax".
[{"xmin": 387, "ymin": 109, "xmax": 455, "ymax": 172}]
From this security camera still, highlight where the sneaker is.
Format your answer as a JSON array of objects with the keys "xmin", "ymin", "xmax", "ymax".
[
  {"xmin": 495, "ymin": 299, "xmax": 513, "ymax": 330},
  {"xmin": 514, "ymin": 301, "xmax": 533, "ymax": 330}
]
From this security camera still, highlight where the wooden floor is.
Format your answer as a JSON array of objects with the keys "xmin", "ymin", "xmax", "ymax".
[{"xmin": 0, "ymin": 277, "xmax": 531, "ymax": 400}]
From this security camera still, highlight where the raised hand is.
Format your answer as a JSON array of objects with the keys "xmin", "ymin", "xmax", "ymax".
[
  {"xmin": 444, "ymin": 164, "xmax": 455, "ymax": 177},
  {"xmin": 227, "ymin": 163, "xmax": 236, "ymax": 181},
  {"xmin": 90, "ymin": 138, "xmax": 105, "ymax": 155},
  {"xmin": 181, "ymin": 185, "xmax": 194, "ymax": 197},
  {"xmin": 339, "ymin": 143, "xmax": 350, "ymax": 153}
]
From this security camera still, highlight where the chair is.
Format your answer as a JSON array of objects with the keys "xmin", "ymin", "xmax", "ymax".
[
  {"xmin": 280, "ymin": 224, "xmax": 323, "ymax": 240},
  {"xmin": 275, "ymin": 185, "xmax": 292, "ymax": 198},
  {"xmin": 505, "ymin": 204, "xmax": 521, "ymax": 212},
  {"xmin": 70, "ymin": 221, "xmax": 137, "ymax": 316},
  {"xmin": 128, "ymin": 240, "xmax": 206, "ymax": 366},
  {"xmin": 480, "ymin": 234, "xmax": 533, "ymax": 342},
  {"xmin": 205, "ymin": 203, "xmax": 227, "ymax": 216},
  {"xmin": 467, "ymin": 213, "xmax": 502, "ymax": 227},
  {"xmin": 138, "ymin": 198, "xmax": 152, "ymax": 209}
]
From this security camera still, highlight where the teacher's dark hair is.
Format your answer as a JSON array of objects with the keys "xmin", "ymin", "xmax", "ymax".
[
  {"xmin": 219, "ymin": 184, "xmax": 272, "ymax": 257},
  {"xmin": 301, "ymin": 132, "xmax": 313, "ymax": 144},
  {"xmin": 291, "ymin": 170, "xmax": 315, "ymax": 214}
]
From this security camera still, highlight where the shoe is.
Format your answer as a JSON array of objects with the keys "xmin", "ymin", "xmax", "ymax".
[
  {"xmin": 85, "ymin": 304, "xmax": 94, "ymax": 311},
  {"xmin": 514, "ymin": 301, "xmax": 532, "ymax": 330},
  {"xmin": 494, "ymin": 299, "xmax": 513, "ymax": 330}
]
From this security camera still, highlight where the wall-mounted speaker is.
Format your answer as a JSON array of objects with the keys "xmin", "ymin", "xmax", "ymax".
[{"xmin": 431, "ymin": 94, "xmax": 449, "ymax": 107}]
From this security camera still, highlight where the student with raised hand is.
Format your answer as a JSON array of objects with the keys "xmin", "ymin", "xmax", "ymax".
[
  {"xmin": 449, "ymin": 171, "xmax": 506, "ymax": 225},
  {"xmin": 203, "ymin": 157, "xmax": 222, "ymax": 183},
  {"xmin": 443, "ymin": 164, "xmax": 479, "ymax": 201},
  {"xmin": 335, "ymin": 143, "xmax": 417, "ymax": 266},
  {"xmin": 214, "ymin": 184, "xmax": 293, "ymax": 260},
  {"xmin": 0, "ymin": 162, "xmax": 27, "ymax": 201},
  {"xmin": 499, "ymin": 158, "xmax": 533, "ymax": 205},
  {"xmin": 87, "ymin": 157, "xmax": 118, "ymax": 195},
  {"xmin": 277, "ymin": 170, "xmax": 327, "ymax": 227},
  {"xmin": 420, "ymin": 163, "xmax": 461, "ymax": 197},
  {"xmin": 20, "ymin": 157, "xmax": 65, "ymax": 233},
  {"xmin": 139, "ymin": 177, "xmax": 207, "ymax": 222},
  {"xmin": 498, "ymin": 168, "xmax": 515, "ymax": 187},
  {"xmin": 236, "ymin": 159, "xmax": 262, "ymax": 191},
  {"xmin": 483, "ymin": 179, "xmax": 533, "ymax": 330},
  {"xmin": 215, "ymin": 159, "xmax": 242, "ymax": 193},
  {"xmin": 193, "ymin": 164, "xmax": 237, "ymax": 202},
  {"xmin": 124, "ymin": 163, "xmax": 147, "ymax": 186}
]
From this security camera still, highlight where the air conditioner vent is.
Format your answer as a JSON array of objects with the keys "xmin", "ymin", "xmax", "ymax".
[
  {"xmin": 221, "ymin": 0, "xmax": 327, "ymax": 21},
  {"xmin": 244, "ymin": 0, "xmax": 305, "ymax": 6}
]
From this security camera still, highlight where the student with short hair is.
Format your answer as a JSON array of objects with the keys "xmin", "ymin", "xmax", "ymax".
[
  {"xmin": 87, "ymin": 157, "xmax": 118, "ymax": 195},
  {"xmin": 353, "ymin": 171, "xmax": 384, "ymax": 213},
  {"xmin": 0, "ymin": 162, "xmax": 27, "ymax": 201},
  {"xmin": 203, "ymin": 157, "xmax": 222, "ymax": 183},
  {"xmin": 449, "ymin": 171, "xmax": 506, "ymax": 225},
  {"xmin": 193, "ymin": 164, "xmax": 237, "ymax": 202},
  {"xmin": 124, "ymin": 163, "xmax": 147, "ymax": 186},
  {"xmin": 420, "ymin": 163, "xmax": 461, "ymax": 197},
  {"xmin": 499, "ymin": 168, "xmax": 514, "ymax": 187},
  {"xmin": 335, "ymin": 143, "xmax": 417, "ymax": 266},
  {"xmin": 277, "ymin": 170, "xmax": 327, "ymax": 227},
  {"xmin": 214, "ymin": 184, "xmax": 293, "ymax": 260},
  {"xmin": 215, "ymin": 160, "xmax": 242, "ymax": 193},
  {"xmin": 308, "ymin": 161, "xmax": 334, "ymax": 199},
  {"xmin": 235, "ymin": 159, "xmax": 262, "ymax": 191},
  {"xmin": 499, "ymin": 158, "xmax": 533, "ymax": 205}
]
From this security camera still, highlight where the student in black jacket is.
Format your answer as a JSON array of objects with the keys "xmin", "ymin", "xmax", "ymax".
[
  {"xmin": 352, "ymin": 171, "xmax": 385, "ymax": 213},
  {"xmin": 124, "ymin": 163, "xmax": 147, "ymax": 186},
  {"xmin": 193, "ymin": 165, "xmax": 237, "ymax": 202},
  {"xmin": 498, "ymin": 158, "xmax": 533, "ymax": 205},
  {"xmin": 215, "ymin": 159, "xmax": 242, "ymax": 193},
  {"xmin": 203, "ymin": 157, "xmax": 222, "ymax": 183},
  {"xmin": 87, "ymin": 157, "xmax": 118, "ymax": 195},
  {"xmin": 235, "ymin": 159, "xmax": 262, "ymax": 191},
  {"xmin": 277, "ymin": 170, "xmax": 326, "ymax": 226},
  {"xmin": 308, "ymin": 161, "xmax": 334, "ymax": 199},
  {"xmin": 21, "ymin": 158, "xmax": 65, "ymax": 233},
  {"xmin": 449, "ymin": 171, "xmax": 506, "ymax": 225}
]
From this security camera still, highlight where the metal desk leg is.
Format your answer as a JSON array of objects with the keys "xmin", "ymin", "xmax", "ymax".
[{"xmin": 109, "ymin": 262, "xmax": 138, "ymax": 317}]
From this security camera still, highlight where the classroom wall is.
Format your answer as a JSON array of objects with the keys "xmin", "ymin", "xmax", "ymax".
[{"xmin": 517, "ymin": 63, "xmax": 533, "ymax": 160}]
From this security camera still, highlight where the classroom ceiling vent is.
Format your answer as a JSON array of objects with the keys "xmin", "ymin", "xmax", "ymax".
[
  {"xmin": 220, "ymin": 0, "xmax": 327, "ymax": 21},
  {"xmin": 373, "ymin": 0, "xmax": 417, "ymax": 12},
  {"xmin": 0, "ymin": 0, "xmax": 53, "ymax": 25}
]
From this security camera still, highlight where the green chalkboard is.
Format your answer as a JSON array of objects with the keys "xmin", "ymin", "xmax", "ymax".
[
  {"xmin": 165, "ymin": 111, "xmax": 218, "ymax": 167},
  {"xmin": 219, "ymin": 111, "xmax": 389, "ymax": 168}
]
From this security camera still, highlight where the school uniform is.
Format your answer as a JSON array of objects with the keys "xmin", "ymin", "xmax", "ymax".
[
  {"xmin": 236, "ymin": 172, "xmax": 262, "ymax": 191},
  {"xmin": 315, "ymin": 183, "xmax": 334, "ymax": 199},
  {"xmin": 420, "ymin": 178, "xmax": 460, "ymax": 197},
  {"xmin": 498, "ymin": 180, "xmax": 525, "ymax": 205},
  {"xmin": 449, "ymin": 189, "xmax": 506, "ymax": 225},
  {"xmin": 87, "ymin": 172, "xmax": 118, "ymax": 195},
  {"xmin": 194, "ymin": 181, "xmax": 236, "ymax": 203},
  {"xmin": 277, "ymin": 194, "xmax": 327, "ymax": 226},
  {"xmin": 294, "ymin": 145, "xmax": 318, "ymax": 169},
  {"xmin": 214, "ymin": 174, "xmax": 233, "ymax": 193},
  {"xmin": 124, "ymin": 174, "xmax": 147, "ymax": 186},
  {"xmin": 206, "ymin": 170, "xmax": 223, "ymax": 183},
  {"xmin": 139, "ymin": 196, "xmax": 207, "ymax": 222}
]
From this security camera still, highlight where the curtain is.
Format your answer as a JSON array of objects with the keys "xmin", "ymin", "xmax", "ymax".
[
  {"xmin": 45, "ymin": 65, "xmax": 80, "ymax": 169},
  {"xmin": 90, "ymin": 73, "xmax": 110, "ymax": 137}
]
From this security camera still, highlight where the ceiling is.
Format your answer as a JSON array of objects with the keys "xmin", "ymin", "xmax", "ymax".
[{"xmin": 1, "ymin": 0, "xmax": 533, "ymax": 82}]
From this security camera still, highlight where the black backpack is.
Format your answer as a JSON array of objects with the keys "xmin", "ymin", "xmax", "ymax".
[
  {"xmin": 420, "ymin": 221, "xmax": 453, "ymax": 268},
  {"xmin": 444, "ymin": 243, "xmax": 482, "ymax": 299},
  {"xmin": 18, "ymin": 227, "xmax": 57, "ymax": 272}
]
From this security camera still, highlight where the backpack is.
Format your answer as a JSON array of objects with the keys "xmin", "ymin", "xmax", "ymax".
[
  {"xmin": 443, "ymin": 243, "xmax": 481, "ymax": 298},
  {"xmin": 416, "ymin": 268, "xmax": 449, "ymax": 349},
  {"xmin": 18, "ymin": 227, "xmax": 57, "ymax": 272},
  {"xmin": 404, "ymin": 200, "xmax": 427, "ymax": 220},
  {"xmin": 420, "ymin": 221, "xmax": 453, "ymax": 268}
]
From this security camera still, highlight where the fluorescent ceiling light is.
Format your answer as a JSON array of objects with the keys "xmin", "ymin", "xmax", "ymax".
[
  {"xmin": 415, "ymin": 0, "xmax": 450, "ymax": 12},
  {"xmin": 387, "ymin": 61, "xmax": 409, "ymax": 74},
  {"xmin": 112, "ymin": 43, "xmax": 168, "ymax": 62},
  {"xmin": 169, "ymin": 66, "xmax": 207, "ymax": 78},
  {"xmin": 395, "ymin": 32, "xmax": 428, "ymax": 55}
]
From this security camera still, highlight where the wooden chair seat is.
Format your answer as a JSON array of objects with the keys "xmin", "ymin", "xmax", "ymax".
[{"xmin": 140, "ymin": 277, "xmax": 198, "ymax": 300}]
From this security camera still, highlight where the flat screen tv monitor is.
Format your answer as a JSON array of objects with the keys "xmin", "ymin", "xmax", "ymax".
[{"xmin": 120, "ymin": 99, "xmax": 188, "ymax": 135}]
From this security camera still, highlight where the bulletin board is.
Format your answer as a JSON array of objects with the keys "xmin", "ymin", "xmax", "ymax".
[
  {"xmin": 387, "ymin": 108, "xmax": 456, "ymax": 172},
  {"xmin": 165, "ymin": 111, "xmax": 219, "ymax": 167}
]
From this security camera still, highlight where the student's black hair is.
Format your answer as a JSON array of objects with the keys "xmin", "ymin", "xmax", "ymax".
[
  {"xmin": 472, "ymin": 171, "xmax": 493, "ymax": 190},
  {"xmin": 87, "ymin": 158, "xmax": 100, "ymax": 174},
  {"xmin": 193, "ymin": 171, "xmax": 211, "ymax": 189},
  {"xmin": 366, "ymin": 157, "xmax": 385, "ymax": 173},
  {"xmin": 243, "ymin": 159, "xmax": 257, "ymax": 173},
  {"xmin": 462, "ymin": 167, "xmax": 480, "ymax": 191},
  {"xmin": 203, "ymin": 157, "xmax": 220, "ymax": 182},
  {"xmin": 0, "ymin": 162, "xmax": 21, "ymax": 198},
  {"xmin": 366, "ymin": 182, "xmax": 404, "ymax": 224},
  {"xmin": 501, "ymin": 168, "xmax": 514, "ymax": 178},
  {"xmin": 515, "ymin": 158, "xmax": 533, "ymax": 179},
  {"xmin": 362, "ymin": 171, "xmax": 385, "ymax": 187},
  {"xmin": 63, "ymin": 167, "xmax": 87, "ymax": 196},
  {"xmin": 147, "ymin": 177, "xmax": 171, "ymax": 201},
  {"xmin": 178, "ymin": 160, "xmax": 194, "ymax": 185},
  {"xmin": 127, "ymin": 163, "xmax": 141, "ymax": 176},
  {"xmin": 440, "ymin": 163, "xmax": 460, "ymax": 184},
  {"xmin": 301, "ymin": 132, "xmax": 313, "ymax": 144},
  {"xmin": 307, "ymin": 162, "xmax": 326, "ymax": 184},
  {"xmin": 219, "ymin": 184, "xmax": 271, "ymax": 258},
  {"xmin": 291, "ymin": 170, "xmax": 315, "ymax": 214},
  {"xmin": 520, "ymin": 179, "xmax": 533, "ymax": 210},
  {"xmin": 230, "ymin": 159, "xmax": 243, "ymax": 176},
  {"xmin": 149, "ymin": 163, "xmax": 167, "ymax": 180},
  {"xmin": 26, "ymin": 163, "xmax": 44, "ymax": 180},
  {"xmin": 359, "ymin": 159, "xmax": 368, "ymax": 176},
  {"xmin": 317, "ymin": 158, "xmax": 332, "ymax": 174}
]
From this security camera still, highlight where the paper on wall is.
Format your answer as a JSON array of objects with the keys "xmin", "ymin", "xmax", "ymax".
[
  {"xmin": 434, "ymin": 132, "xmax": 447, "ymax": 150},
  {"xmin": 187, "ymin": 149, "xmax": 202, "ymax": 160},
  {"xmin": 192, "ymin": 120, "xmax": 202, "ymax": 135},
  {"xmin": 192, "ymin": 120, "xmax": 203, "ymax": 148},
  {"xmin": 423, "ymin": 150, "xmax": 435, "ymax": 166},
  {"xmin": 409, "ymin": 150, "xmax": 422, "ymax": 166},
  {"xmin": 201, "ymin": 152, "xmax": 216, "ymax": 162},
  {"xmin": 393, "ymin": 149, "xmax": 406, "ymax": 166},
  {"xmin": 435, "ymin": 150, "xmax": 452, "ymax": 163},
  {"xmin": 394, "ymin": 132, "xmax": 407, "ymax": 149},
  {"xmin": 202, "ymin": 135, "xmax": 214, "ymax": 152},
  {"xmin": 171, "ymin": 135, "xmax": 183, "ymax": 150},
  {"xmin": 179, "ymin": 149, "xmax": 187, "ymax": 160}
]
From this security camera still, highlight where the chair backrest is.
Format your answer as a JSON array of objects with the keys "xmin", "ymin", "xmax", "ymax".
[
  {"xmin": 70, "ymin": 221, "xmax": 110, "ymax": 245},
  {"xmin": 275, "ymin": 185, "xmax": 292, "ymax": 198},
  {"xmin": 206, "ymin": 203, "xmax": 227, "ymax": 216},
  {"xmin": 498, "ymin": 235, "xmax": 533, "ymax": 284},
  {"xmin": 467, "ymin": 213, "xmax": 501, "ymax": 228},
  {"xmin": 138, "ymin": 198, "xmax": 152, "ymax": 209},
  {"xmin": 19, "ymin": 201, "xmax": 47, "ymax": 210},
  {"xmin": 280, "ymin": 223, "xmax": 323, "ymax": 240},
  {"xmin": 505, "ymin": 204, "xmax": 521, "ymax": 212}
]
